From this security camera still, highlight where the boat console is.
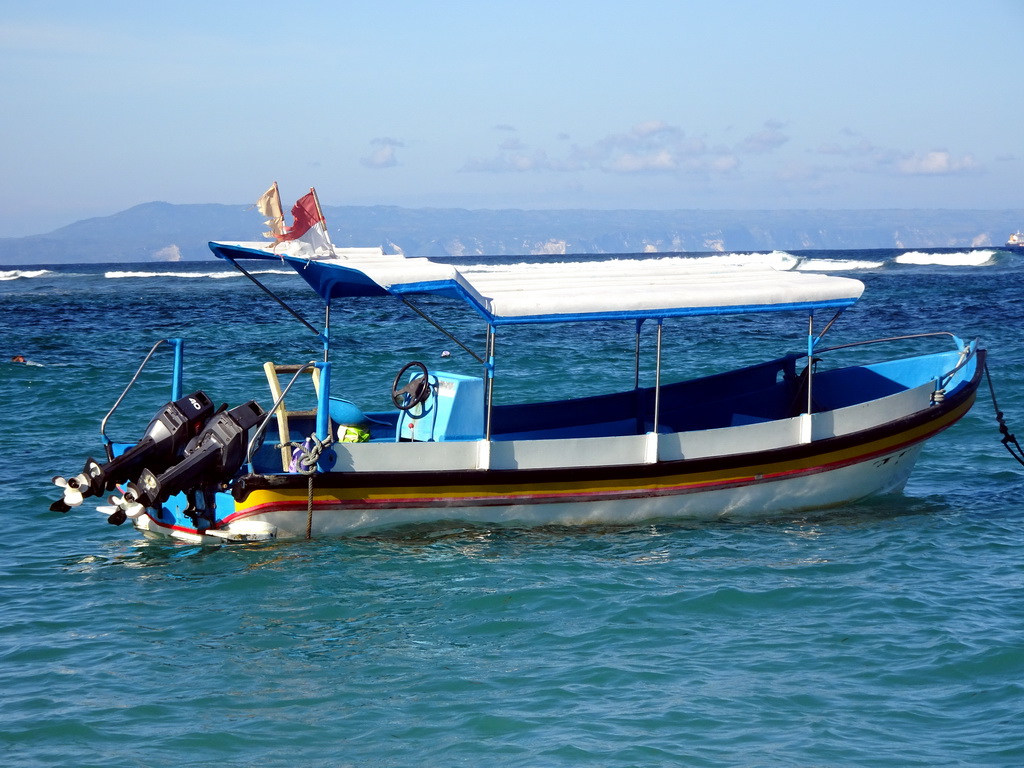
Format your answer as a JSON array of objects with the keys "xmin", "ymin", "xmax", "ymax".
[{"xmin": 396, "ymin": 371, "xmax": 485, "ymax": 442}]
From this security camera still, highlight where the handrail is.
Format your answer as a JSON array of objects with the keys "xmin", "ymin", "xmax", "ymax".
[
  {"xmin": 814, "ymin": 331, "xmax": 960, "ymax": 356},
  {"xmin": 937, "ymin": 339, "xmax": 979, "ymax": 390},
  {"xmin": 246, "ymin": 361, "xmax": 320, "ymax": 468},
  {"xmin": 811, "ymin": 330, "xmax": 979, "ymax": 392},
  {"xmin": 100, "ymin": 338, "xmax": 183, "ymax": 457}
]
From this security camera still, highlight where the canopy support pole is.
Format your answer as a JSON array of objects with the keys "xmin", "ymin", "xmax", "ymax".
[
  {"xmin": 642, "ymin": 321, "xmax": 664, "ymax": 464},
  {"xmin": 401, "ymin": 297, "xmax": 486, "ymax": 365},
  {"xmin": 812, "ymin": 308, "xmax": 844, "ymax": 349},
  {"xmin": 484, "ymin": 325, "xmax": 496, "ymax": 440},
  {"xmin": 634, "ymin": 319, "xmax": 644, "ymax": 390},
  {"xmin": 323, "ymin": 302, "xmax": 330, "ymax": 362},
  {"xmin": 801, "ymin": 313, "xmax": 815, "ymax": 444},
  {"xmin": 227, "ymin": 259, "xmax": 323, "ymax": 339},
  {"xmin": 653, "ymin": 321, "xmax": 663, "ymax": 435}
]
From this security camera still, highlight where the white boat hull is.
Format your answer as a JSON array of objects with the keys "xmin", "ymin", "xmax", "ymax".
[{"xmin": 134, "ymin": 441, "xmax": 925, "ymax": 541}]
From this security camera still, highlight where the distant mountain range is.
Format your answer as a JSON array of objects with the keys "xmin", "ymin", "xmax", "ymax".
[{"xmin": 1, "ymin": 202, "xmax": 1021, "ymax": 264}]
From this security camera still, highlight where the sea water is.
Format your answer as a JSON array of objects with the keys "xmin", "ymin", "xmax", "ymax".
[{"xmin": 1, "ymin": 249, "xmax": 1023, "ymax": 767}]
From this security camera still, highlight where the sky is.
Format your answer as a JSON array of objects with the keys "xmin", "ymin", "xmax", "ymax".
[{"xmin": 2, "ymin": 0, "xmax": 1022, "ymax": 237}]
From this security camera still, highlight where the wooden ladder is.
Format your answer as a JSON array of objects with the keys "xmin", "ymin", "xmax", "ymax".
[{"xmin": 263, "ymin": 362, "xmax": 322, "ymax": 470}]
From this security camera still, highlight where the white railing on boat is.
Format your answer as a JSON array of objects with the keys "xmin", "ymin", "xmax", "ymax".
[
  {"xmin": 813, "ymin": 331, "xmax": 978, "ymax": 391},
  {"xmin": 99, "ymin": 338, "xmax": 184, "ymax": 461}
]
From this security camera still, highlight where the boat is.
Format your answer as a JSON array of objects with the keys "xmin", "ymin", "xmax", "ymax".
[
  {"xmin": 1006, "ymin": 231, "xmax": 1024, "ymax": 249},
  {"xmin": 50, "ymin": 193, "xmax": 985, "ymax": 543}
]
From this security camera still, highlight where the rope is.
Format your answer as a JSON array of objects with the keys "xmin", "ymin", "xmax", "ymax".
[
  {"xmin": 984, "ymin": 361, "xmax": 1024, "ymax": 467},
  {"xmin": 306, "ymin": 474, "xmax": 313, "ymax": 540},
  {"xmin": 291, "ymin": 435, "xmax": 331, "ymax": 539},
  {"xmin": 295, "ymin": 434, "xmax": 327, "ymax": 475}
]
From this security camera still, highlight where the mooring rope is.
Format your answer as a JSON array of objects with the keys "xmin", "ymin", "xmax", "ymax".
[
  {"xmin": 293, "ymin": 435, "xmax": 330, "ymax": 539},
  {"xmin": 306, "ymin": 474, "xmax": 313, "ymax": 540},
  {"xmin": 984, "ymin": 361, "xmax": 1024, "ymax": 467}
]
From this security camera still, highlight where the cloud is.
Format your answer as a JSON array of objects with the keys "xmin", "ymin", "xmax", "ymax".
[
  {"xmin": 816, "ymin": 133, "xmax": 981, "ymax": 177},
  {"xmin": 710, "ymin": 155, "xmax": 740, "ymax": 173},
  {"xmin": 361, "ymin": 137, "xmax": 403, "ymax": 169},
  {"xmin": 896, "ymin": 150, "xmax": 979, "ymax": 175},
  {"xmin": 596, "ymin": 121, "xmax": 686, "ymax": 152},
  {"xmin": 775, "ymin": 161, "xmax": 823, "ymax": 182},
  {"xmin": 462, "ymin": 120, "xmax": 740, "ymax": 177},
  {"xmin": 737, "ymin": 120, "xmax": 789, "ymax": 154},
  {"xmin": 593, "ymin": 122, "xmax": 684, "ymax": 174},
  {"xmin": 816, "ymin": 138, "xmax": 879, "ymax": 157},
  {"xmin": 606, "ymin": 149, "xmax": 677, "ymax": 173},
  {"xmin": 589, "ymin": 122, "xmax": 739, "ymax": 176},
  {"xmin": 462, "ymin": 148, "xmax": 564, "ymax": 173}
]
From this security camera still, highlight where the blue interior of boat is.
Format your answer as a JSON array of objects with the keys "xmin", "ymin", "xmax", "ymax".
[
  {"xmin": 248, "ymin": 347, "xmax": 969, "ymax": 470},
  {"xmin": 810, "ymin": 350, "xmax": 960, "ymax": 411}
]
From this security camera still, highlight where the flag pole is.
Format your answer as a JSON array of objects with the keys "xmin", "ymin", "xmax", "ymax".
[
  {"xmin": 308, "ymin": 187, "xmax": 333, "ymax": 362},
  {"xmin": 272, "ymin": 181, "xmax": 285, "ymax": 240},
  {"xmin": 310, "ymin": 186, "xmax": 333, "ymax": 246}
]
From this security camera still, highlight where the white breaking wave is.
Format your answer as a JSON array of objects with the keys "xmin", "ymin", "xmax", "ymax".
[
  {"xmin": 796, "ymin": 259, "xmax": 885, "ymax": 271},
  {"xmin": 103, "ymin": 269, "xmax": 291, "ymax": 279},
  {"xmin": 248, "ymin": 269, "xmax": 294, "ymax": 277},
  {"xmin": 105, "ymin": 270, "xmax": 239, "ymax": 279},
  {"xmin": 894, "ymin": 250, "xmax": 996, "ymax": 267},
  {"xmin": 683, "ymin": 251, "xmax": 800, "ymax": 271},
  {"xmin": 0, "ymin": 269, "xmax": 52, "ymax": 281}
]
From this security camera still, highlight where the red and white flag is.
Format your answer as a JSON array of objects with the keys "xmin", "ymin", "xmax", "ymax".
[{"xmin": 277, "ymin": 188, "xmax": 333, "ymax": 254}]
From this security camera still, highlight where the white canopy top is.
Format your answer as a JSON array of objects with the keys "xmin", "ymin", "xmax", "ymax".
[{"xmin": 210, "ymin": 242, "xmax": 865, "ymax": 325}]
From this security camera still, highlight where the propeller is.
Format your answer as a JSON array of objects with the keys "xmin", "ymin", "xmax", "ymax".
[
  {"xmin": 50, "ymin": 459, "xmax": 105, "ymax": 512},
  {"xmin": 51, "ymin": 474, "xmax": 86, "ymax": 512},
  {"xmin": 107, "ymin": 492, "xmax": 146, "ymax": 525}
]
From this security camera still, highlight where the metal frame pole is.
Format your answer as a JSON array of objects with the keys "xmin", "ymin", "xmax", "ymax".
[{"xmin": 653, "ymin": 321, "xmax": 663, "ymax": 435}]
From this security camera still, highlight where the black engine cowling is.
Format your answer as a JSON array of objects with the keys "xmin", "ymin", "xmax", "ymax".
[
  {"xmin": 51, "ymin": 391, "xmax": 215, "ymax": 512},
  {"xmin": 125, "ymin": 400, "xmax": 265, "ymax": 510}
]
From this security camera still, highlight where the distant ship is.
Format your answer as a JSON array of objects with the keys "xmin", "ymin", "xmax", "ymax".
[{"xmin": 1007, "ymin": 231, "xmax": 1024, "ymax": 249}]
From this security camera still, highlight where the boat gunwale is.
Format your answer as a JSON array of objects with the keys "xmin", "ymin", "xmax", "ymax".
[{"xmin": 228, "ymin": 348, "xmax": 983, "ymax": 501}]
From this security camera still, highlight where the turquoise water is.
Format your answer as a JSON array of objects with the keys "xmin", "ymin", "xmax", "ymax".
[{"xmin": 2, "ymin": 249, "xmax": 1023, "ymax": 766}]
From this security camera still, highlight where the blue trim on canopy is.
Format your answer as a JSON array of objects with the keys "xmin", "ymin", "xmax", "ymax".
[{"xmin": 480, "ymin": 298, "xmax": 859, "ymax": 326}]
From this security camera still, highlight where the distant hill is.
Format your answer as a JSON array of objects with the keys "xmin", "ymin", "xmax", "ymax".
[{"xmin": 1, "ymin": 202, "xmax": 1021, "ymax": 264}]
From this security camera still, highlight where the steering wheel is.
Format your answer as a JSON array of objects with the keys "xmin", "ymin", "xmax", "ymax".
[{"xmin": 391, "ymin": 361, "xmax": 431, "ymax": 410}]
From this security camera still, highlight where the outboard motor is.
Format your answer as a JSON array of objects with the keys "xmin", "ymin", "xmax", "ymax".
[
  {"xmin": 51, "ymin": 391, "xmax": 216, "ymax": 513},
  {"xmin": 113, "ymin": 400, "xmax": 264, "ymax": 523}
]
